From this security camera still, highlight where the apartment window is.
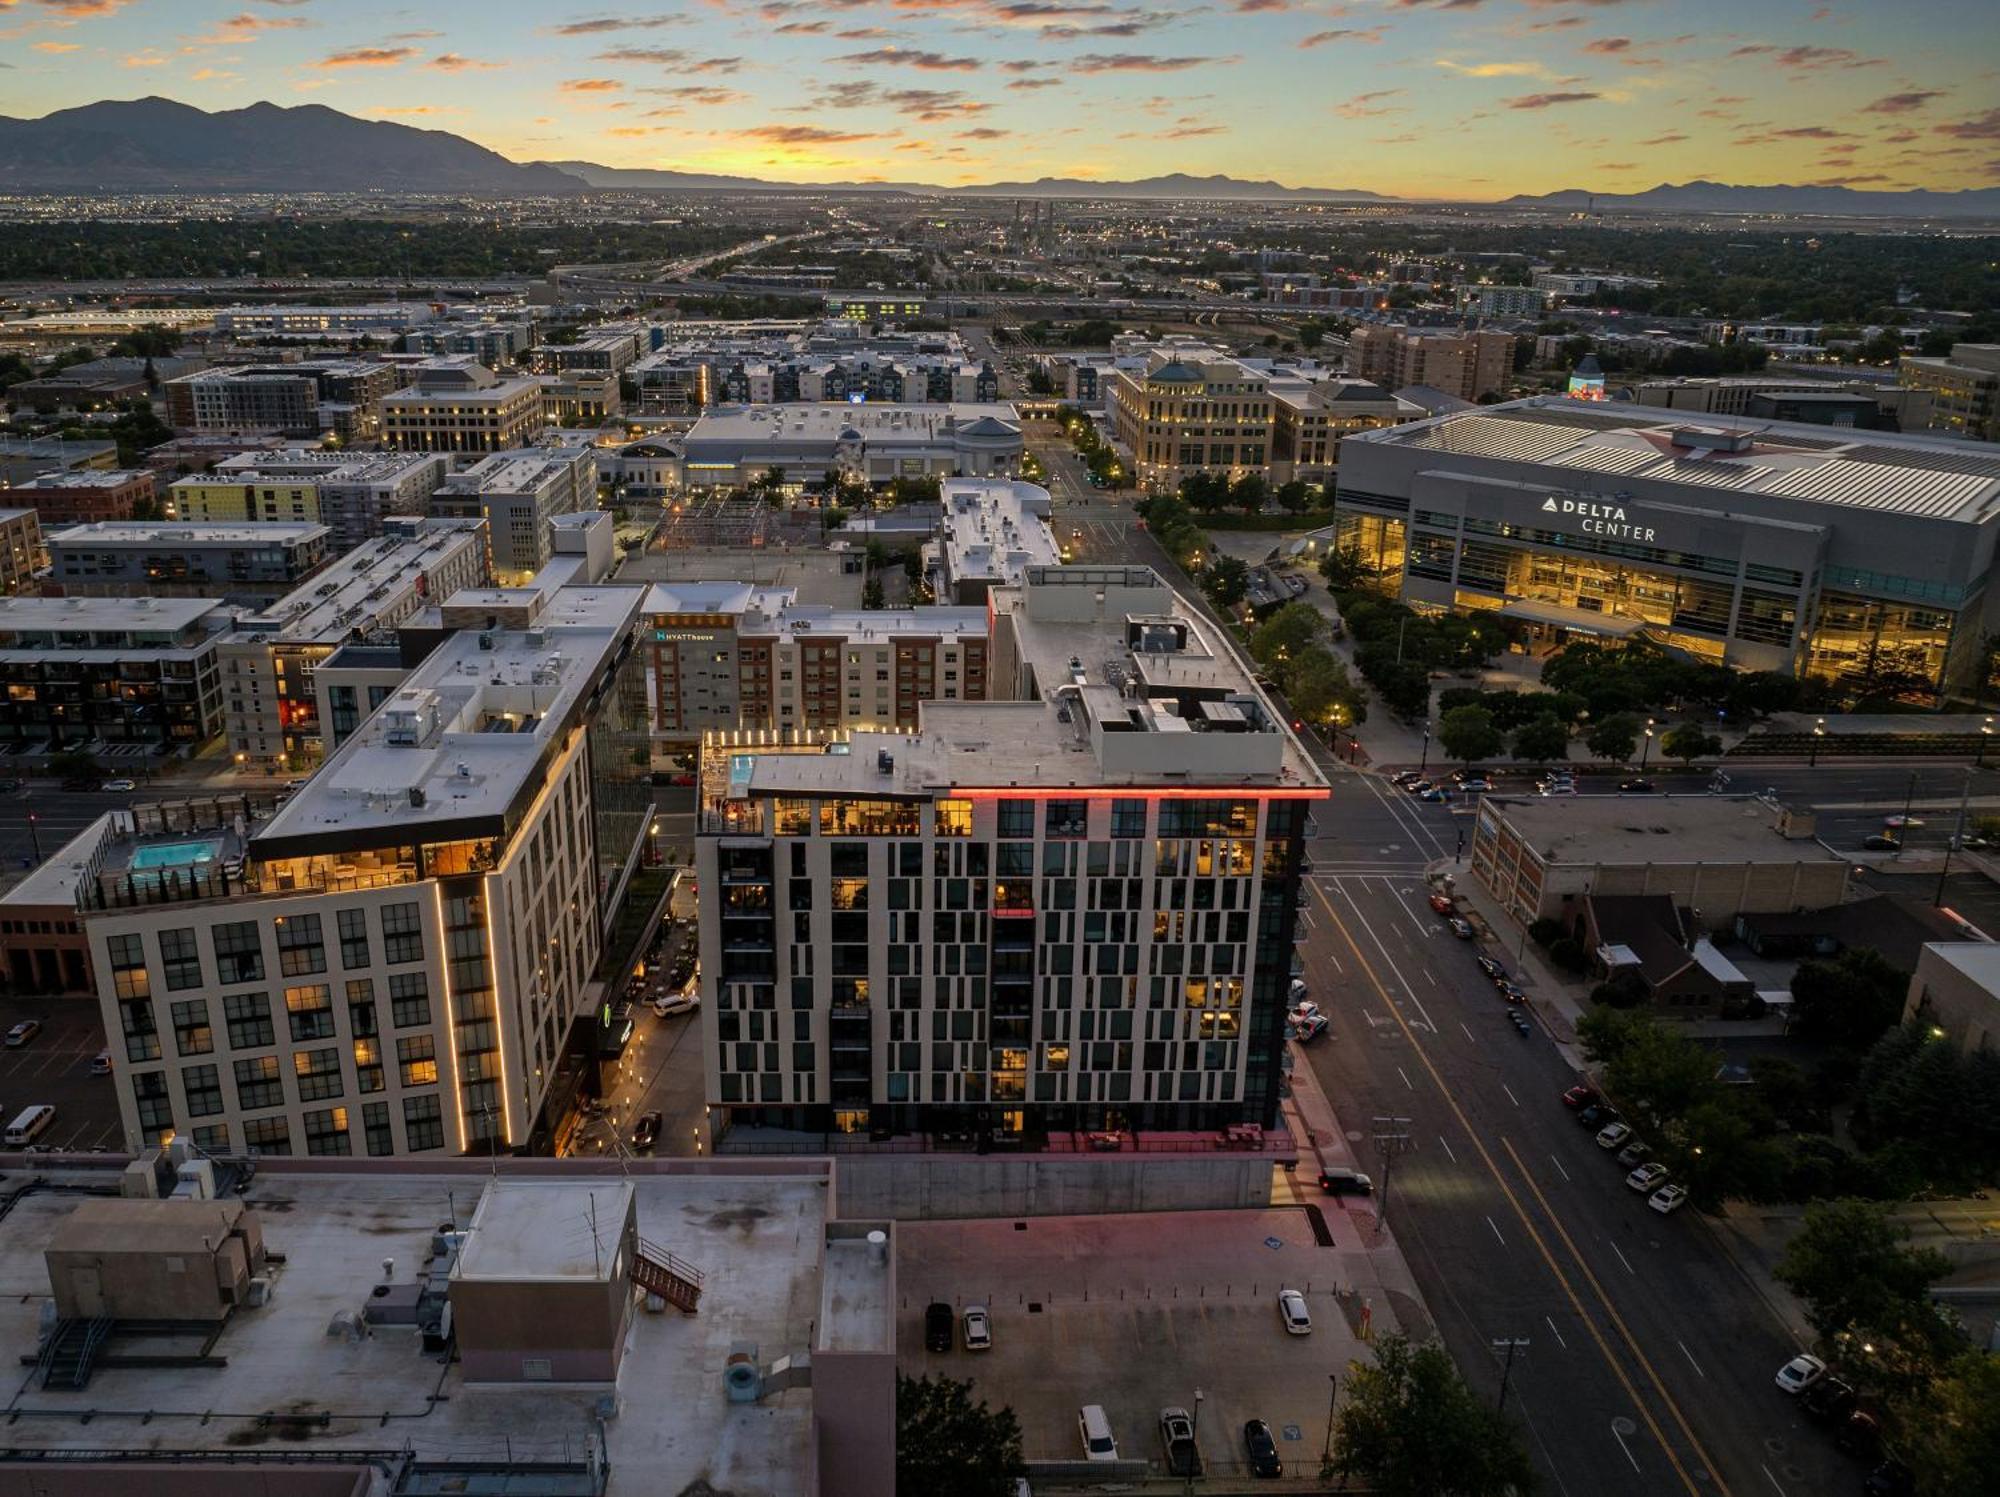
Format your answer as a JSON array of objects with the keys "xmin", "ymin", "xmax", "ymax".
[
  {"xmin": 1110, "ymin": 798, "xmax": 1147, "ymax": 839},
  {"xmin": 233, "ymin": 1054, "xmax": 284, "ymax": 1111},
  {"xmin": 294, "ymin": 1046, "xmax": 343, "ymax": 1102},
  {"xmin": 402, "ymin": 1093, "xmax": 444, "ymax": 1152},
  {"xmin": 159, "ymin": 927, "xmax": 204, "ymax": 991},
  {"xmin": 397, "ymin": 1035, "xmax": 438, "ymax": 1088},
  {"xmin": 108, "ymin": 933, "xmax": 149, "ymax": 1000},
  {"xmin": 120, "ymin": 996, "xmax": 160, "ymax": 1063},
  {"xmin": 337, "ymin": 908, "xmax": 370, "ymax": 968},
  {"xmin": 276, "ymin": 914, "xmax": 326, "ymax": 977},
  {"xmin": 242, "ymin": 1116, "xmax": 292, "ymax": 1156},
  {"xmin": 171, "ymin": 998, "xmax": 213, "ymax": 1056},
  {"xmin": 346, "ymin": 979, "xmax": 377, "ymax": 1037},
  {"xmin": 132, "ymin": 1070, "xmax": 173, "ymax": 1136},
  {"xmin": 996, "ymin": 800, "xmax": 1035, "ymax": 838},
  {"xmin": 304, "ymin": 1107, "xmax": 352, "ymax": 1156},
  {"xmin": 182, "ymin": 1063, "xmax": 224, "ymax": 1119},
  {"xmin": 224, "ymin": 991, "xmax": 274, "ymax": 1050},
  {"xmin": 191, "ymin": 1124, "xmax": 231, "ymax": 1153},
  {"xmin": 381, "ymin": 903, "xmax": 424, "ymax": 965},
  {"xmin": 285, "ymin": 983, "xmax": 335, "ymax": 1042},
  {"xmin": 361, "ymin": 1101, "xmax": 395, "ymax": 1156},
  {"xmin": 389, "ymin": 972, "xmax": 430, "ymax": 1027},
  {"xmin": 354, "ymin": 1036, "xmax": 384, "ymax": 1093}
]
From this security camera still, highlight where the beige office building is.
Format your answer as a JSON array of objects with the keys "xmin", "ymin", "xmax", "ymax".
[
  {"xmin": 1348, "ymin": 325, "xmax": 1515, "ymax": 403},
  {"xmin": 1109, "ymin": 353, "xmax": 1273, "ymax": 491},
  {"xmin": 382, "ymin": 361, "xmax": 546, "ymax": 456}
]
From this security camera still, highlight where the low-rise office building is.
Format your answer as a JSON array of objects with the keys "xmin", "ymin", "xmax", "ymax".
[
  {"xmin": 199, "ymin": 450, "xmax": 451, "ymax": 550},
  {"xmin": 1470, "ymin": 794, "xmax": 1849, "ymax": 929},
  {"xmin": 537, "ymin": 371, "xmax": 622, "ymax": 426},
  {"xmin": 84, "ymin": 583, "xmax": 650, "ymax": 1158},
  {"xmin": 931, "ymin": 477, "xmax": 1058, "ymax": 603},
  {"xmin": 44, "ymin": 521, "xmax": 330, "ymax": 601},
  {"xmin": 433, "ymin": 445, "xmax": 599, "ymax": 579},
  {"xmin": 0, "ymin": 509, "xmax": 41, "ymax": 595},
  {"xmin": 381, "ymin": 360, "xmax": 547, "ymax": 456},
  {"xmin": 221, "ymin": 518, "xmax": 490, "ymax": 768},
  {"xmin": 1904, "ymin": 940, "xmax": 2000, "ymax": 1053},
  {"xmin": 404, "ymin": 320, "xmax": 536, "ymax": 364},
  {"xmin": 678, "ymin": 403, "xmax": 1022, "ymax": 490},
  {"xmin": 210, "ymin": 304, "xmax": 438, "ymax": 338},
  {"xmin": 1899, "ymin": 343, "xmax": 2000, "ymax": 444},
  {"xmin": 1110, "ymin": 351, "xmax": 1272, "ymax": 492},
  {"xmin": 0, "ymin": 595, "xmax": 232, "ymax": 750},
  {"xmin": 3, "ymin": 468, "xmax": 157, "ymax": 525},
  {"xmin": 695, "ymin": 564, "xmax": 1326, "ymax": 1142},
  {"xmin": 1336, "ymin": 398, "xmax": 2000, "ymax": 700}
]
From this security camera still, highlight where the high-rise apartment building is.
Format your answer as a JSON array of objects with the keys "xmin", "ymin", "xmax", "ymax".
[
  {"xmin": 44, "ymin": 521, "xmax": 330, "ymax": 601},
  {"xmin": 432, "ymin": 445, "xmax": 599, "ymax": 579},
  {"xmin": 695, "ymin": 566, "xmax": 1326, "ymax": 1143},
  {"xmin": 0, "ymin": 596, "xmax": 232, "ymax": 749},
  {"xmin": 1348, "ymin": 324, "xmax": 1516, "ymax": 403},
  {"xmin": 0, "ymin": 509, "xmax": 43, "ymax": 595},
  {"xmin": 83, "ymin": 583, "xmax": 652, "ymax": 1158},
  {"xmin": 163, "ymin": 362, "xmax": 401, "ymax": 440}
]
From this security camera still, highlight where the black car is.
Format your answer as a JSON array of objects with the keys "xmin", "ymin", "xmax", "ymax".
[
  {"xmin": 924, "ymin": 1301, "xmax": 954, "ymax": 1354},
  {"xmin": 1577, "ymin": 1104, "xmax": 1620, "ymax": 1130},
  {"xmin": 1801, "ymin": 1377, "xmax": 1857, "ymax": 1423},
  {"xmin": 1475, "ymin": 955, "xmax": 1508, "ymax": 983},
  {"xmin": 1619, "ymin": 778, "xmax": 1657, "ymax": 793},
  {"xmin": 1864, "ymin": 1460, "xmax": 1913, "ymax": 1497},
  {"xmin": 1243, "ymin": 1419, "xmax": 1283, "ymax": 1479},
  {"xmin": 630, "ymin": 1111, "xmax": 663, "ymax": 1152}
]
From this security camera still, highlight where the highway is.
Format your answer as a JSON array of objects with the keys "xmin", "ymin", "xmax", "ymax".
[{"xmin": 1296, "ymin": 773, "xmax": 1856, "ymax": 1497}]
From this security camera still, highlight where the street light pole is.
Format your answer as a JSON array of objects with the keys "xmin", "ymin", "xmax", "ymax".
[
  {"xmin": 1493, "ymin": 1337, "xmax": 1531, "ymax": 1413},
  {"xmin": 25, "ymin": 809, "xmax": 41, "ymax": 866},
  {"xmin": 1187, "ymin": 1388, "xmax": 1204, "ymax": 1496},
  {"xmin": 1981, "ymin": 716, "xmax": 1993, "ymax": 768},
  {"xmin": 1419, "ymin": 721, "xmax": 1432, "ymax": 775},
  {"xmin": 1811, "ymin": 716, "xmax": 1825, "ymax": 768},
  {"xmin": 1321, "ymin": 1372, "xmax": 1339, "ymax": 1469},
  {"xmin": 1641, "ymin": 718, "xmax": 1654, "ymax": 769},
  {"xmin": 1371, "ymin": 1116, "xmax": 1412, "ymax": 1227},
  {"xmin": 1897, "ymin": 769, "xmax": 1917, "ymax": 858}
]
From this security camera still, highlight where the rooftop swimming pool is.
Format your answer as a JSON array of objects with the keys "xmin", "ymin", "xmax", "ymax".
[{"xmin": 128, "ymin": 838, "xmax": 223, "ymax": 872}]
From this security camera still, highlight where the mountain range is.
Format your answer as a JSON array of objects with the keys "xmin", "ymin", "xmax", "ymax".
[
  {"xmin": 1506, "ymin": 179, "xmax": 2000, "ymax": 218},
  {"xmin": 3, "ymin": 101, "xmax": 1997, "ymax": 217}
]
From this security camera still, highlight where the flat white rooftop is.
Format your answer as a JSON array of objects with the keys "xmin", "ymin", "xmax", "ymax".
[
  {"xmin": 0, "ymin": 1166, "xmax": 826, "ymax": 1495},
  {"xmin": 686, "ymin": 401, "xmax": 1019, "ymax": 444},
  {"xmin": 232, "ymin": 520, "xmax": 485, "ymax": 642},
  {"xmin": 455, "ymin": 1179, "xmax": 636, "ymax": 1282},
  {"xmin": 0, "ymin": 594, "xmax": 223, "ymax": 635},
  {"xmin": 4, "ymin": 467, "xmax": 149, "ymax": 489},
  {"xmin": 46, "ymin": 521, "xmax": 328, "ymax": 548}
]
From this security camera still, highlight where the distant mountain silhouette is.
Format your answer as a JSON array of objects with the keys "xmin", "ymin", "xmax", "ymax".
[
  {"xmin": 1507, "ymin": 179, "xmax": 2000, "ymax": 218},
  {"xmin": 0, "ymin": 98, "xmax": 581, "ymax": 192},
  {"xmin": 547, "ymin": 161, "xmax": 1389, "ymax": 201}
]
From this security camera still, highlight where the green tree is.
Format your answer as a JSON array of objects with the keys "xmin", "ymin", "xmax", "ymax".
[
  {"xmin": 1896, "ymin": 1352, "xmax": 2000, "ymax": 1497},
  {"xmin": 1791, "ymin": 948, "xmax": 1911, "ymax": 1053},
  {"xmin": 1585, "ymin": 713, "xmax": 1641, "ymax": 764},
  {"xmin": 1249, "ymin": 602, "xmax": 1325, "ymax": 669},
  {"xmin": 1661, "ymin": 722, "xmax": 1722, "ymax": 766},
  {"xmin": 1202, "ymin": 554, "xmax": 1250, "ymax": 609},
  {"xmin": 1287, "ymin": 646, "xmax": 1351, "ymax": 726},
  {"xmin": 896, "ymin": 1374, "xmax": 1026, "ymax": 1497},
  {"xmin": 861, "ymin": 576, "xmax": 886, "ymax": 609},
  {"xmin": 1775, "ymin": 1200, "xmax": 1954, "ymax": 1387},
  {"xmin": 1274, "ymin": 479, "xmax": 1313, "ymax": 514},
  {"xmin": 1438, "ymin": 705, "xmax": 1503, "ymax": 768},
  {"xmin": 1230, "ymin": 472, "xmax": 1268, "ymax": 515},
  {"xmin": 1178, "ymin": 470, "xmax": 1232, "ymax": 514},
  {"xmin": 1510, "ymin": 714, "xmax": 1570, "ymax": 763},
  {"xmin": 1333, "ymin": 1335, "xmax": 1538, "ymax": 1497}
]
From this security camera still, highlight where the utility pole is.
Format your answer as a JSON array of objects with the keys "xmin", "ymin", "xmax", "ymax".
[
  {"xmin": 1492, "ymin": 1337, "xmax": 1530, "ymax": 1412},
  {"xmin": 1419, "ymin": 720, "xmax": 1432, "ymax": 775},
  {"xmin": 1371, "ymin": 1116, "xmax": 1412, "ymax": 1226},
  {"xmin": 1187, "ymin": 1388, "xmax": 1204, "ymax": 1496},
  {"xmin": 1897, "ymin": 769, "xmax": 1918, "ymax": 859},
  {"xmin": 1320, "ymin": 1371, "xmax": 1339, "ymax": 1470},
  {"xmin": 1938, "ymin": 766, "xmax": 1974, "ymax": 907},
  {"xmin": 24, "ymin": 808, "xmax": 41, "ymax": 866}
]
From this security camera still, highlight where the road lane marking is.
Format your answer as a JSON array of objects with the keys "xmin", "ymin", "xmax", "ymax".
[
  {"xmin": 1612, "ymin": 1422, "xmax": 1643, "ymax": 1474},
  {"xmin": 1549, "ymin": 1154, "xmax": 1571, "ymax": 1182},
  {"xmin": 1335, "ymin": 882, "xmax": 1438, "ymax": 1033},
  {"xmin": 1424, "ymin": 967, "xmax": 1437, "ymax": 986},
  {"xmin": 1611, "ymin": 1242, "xmax": 1636, "ymax": 1276},
  {"xmin": 1487, "ymin": 1215, "xmax": 1507, "ymax": 1247},
  {"xmin": 1678, "ymin": 1340, "xmax": 1705, "ymax": 1379},
  {"xmin": 1761, "ymin": 1465, "xmax": 1789, "ymax": 1497},
  {"xmin": 1310, "ymin": 880, "xmax": 1726, "ymax": 1497},
  {"xmin": 1439, "ymin": 1135, "xmax": 1458, "ymax": 1164},
  {"xmin": 1459, "ymin": 1021, "xmax": 1475, "ymax": 1042},
  {"xmin": 1501, "ymin": 1083, "xmax": 1520, "ymax": 1107},
  {"xmin": 1396, "ymin": 1066, "xmax": 1414, "ymax": 1090},
  {"xmin": 1545, "ymin": 1315, "xmax": 1569, "ymax": 1350}
]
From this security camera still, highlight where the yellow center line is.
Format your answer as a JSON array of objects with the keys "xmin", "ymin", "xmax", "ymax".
[{"xmin": 1311, "ymin": 882, "xmax": 1726, "ymax": 1497}]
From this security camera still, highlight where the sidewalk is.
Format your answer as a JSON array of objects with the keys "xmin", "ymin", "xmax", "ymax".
[{"xmin": 1280, "ymin": 1040, "xmax": 1440, "ymax": 1345}]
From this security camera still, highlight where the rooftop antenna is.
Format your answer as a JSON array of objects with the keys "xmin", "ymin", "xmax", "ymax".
[{"xmin": 588, "ymin": 1192, "xmax": 602, "ymax": 1277}]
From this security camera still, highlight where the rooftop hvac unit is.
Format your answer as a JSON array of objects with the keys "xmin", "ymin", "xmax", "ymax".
[{"xmin": 408, "ymin": 786, "xmax": 426, "ymax": 808}]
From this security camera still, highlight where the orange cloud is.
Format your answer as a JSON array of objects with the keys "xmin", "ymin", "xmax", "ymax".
[{"xmin": 316, "ymin": 46, "xmax": 417, "ymax": 69}]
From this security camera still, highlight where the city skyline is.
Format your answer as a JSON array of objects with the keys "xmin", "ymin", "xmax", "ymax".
[{"xmin": 2, "ymin": 0, "xmax": 1996, "ymax": 200}]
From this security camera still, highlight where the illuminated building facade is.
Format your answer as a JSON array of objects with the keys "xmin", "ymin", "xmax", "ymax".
[
  {"xmin": 82, "ymin": 585, "xmax": 650, "ymax": 1158},
  {"xmin": 695, "ymin": 566, "xmax": 1326, "ymax": 1143},
  {"xmin": 1336, "ymin": 399, "xmax": 2000, "ymax": 701}
]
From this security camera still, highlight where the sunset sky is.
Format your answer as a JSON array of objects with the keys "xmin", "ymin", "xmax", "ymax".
[{"xmin": 3, "ymin": 0, "xmax": 1996, "ymax": 198}]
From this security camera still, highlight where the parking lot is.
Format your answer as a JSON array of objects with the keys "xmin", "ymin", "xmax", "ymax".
[
  {"xmin": 0, "ymin": 997, "xmax": 121, "ymax": 1151},
  {"xmin": 898, "ymin": 1207, "xmax": 1379, "ymax": 1482}
]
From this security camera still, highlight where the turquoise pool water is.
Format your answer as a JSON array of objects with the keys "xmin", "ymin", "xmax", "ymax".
[{"xmin": 129, "ymin": 839, "xmax": 222, "ymax": 871}]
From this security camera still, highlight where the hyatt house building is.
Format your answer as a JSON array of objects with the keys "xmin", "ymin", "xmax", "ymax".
[{"xmin": 1334, "ymin": 399, "xmax": 2000, "ymax": 699}]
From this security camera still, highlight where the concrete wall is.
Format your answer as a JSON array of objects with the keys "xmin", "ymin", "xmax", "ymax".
[
  {"xmin": 833, "ymin": 1154, "xmax": 1276, "ymax": 1221},
  {"xmin": 0, "ymin": 1465, "xmax": 373, "ymax": 1497}
]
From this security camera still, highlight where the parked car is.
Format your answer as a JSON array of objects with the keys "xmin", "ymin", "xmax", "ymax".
[
  {"xmin": 4, "ymin": 1020, "xmax": 39, "ymax": 1048},
  {"xmin": 1595, "ymin": 1121, "xmax": 1633, "ymax": 1150},
  {"xmin": 1159, "ymin": 1406, "xmax": 1200, "ymax": 1478},
  {"xmin": 1801, "ymin": 1377, "xmax": 1857, "ymax": 1423},
  {"xmin": 1626, "ymin": 1162, "xmax": 1670, "ymax": 1193},
  {"xmin": 1291, "ymin": 1013, "xmax": 1330, "ymax": 1043},
  {"xmin": 1277, "ymin": 1288, "xmax": 1312, "ymax": 1335},
  {"xmin": 100, "ymin": 778, "xmax": 136, "ymax": 792},
  {"xmin": 1428, "ymin": 893, "xmax": 1455, "ymax": 915},
  {"xmin": 1648, "ymin": 1183, "xmax": 1689, "ymax": 1215},
  {"xmin": 1476, "ymin": 955, "xmax": 1508, "ymax": 982},
  {"xmin": 1418, "ymin": 786, "xmax": 1451, "ymax": 803},
  {"xmin": 1615, "ymin": 1139, "xmax": 1650, "ymax": 1167},
  {"xmin": 1775, "ymin": 1352, "xmax": 1828, "ymax": 1395},
  {"xmin": 1457, "ymin": 776, "xmax": 1493, "ymax": 792},
  {"xmin": 1618, "ymin": 778, "xmax": 1657, "ymax": 793},
  {"xmin": 1508, "ymin": 1010, "xmax": 1532, "ymax": 1036},
  {"xmin": 630, "ymin": 1111, "xmax": 663, "ymax": 1153},
  {"xmin": 1863, "ymin": 1460, "xmax": 1913, "ymax": 1497},
  {"xmin": 1403, "ymin": 779, "xmax": 1433, "ymax": 796},
  {"xmin": 962, "ymin": 1305, "xmax": 991, "ymax": 1351},
  {"xmin": 1497, "ymin": 982, "xmax": 1528, "ymax": 1005},
  {"xmin": 89, "ymin": 1049, "xmax": 113, "ymax": 1076},
  {"xmin": 1448, "ymin": 917, "xmax": 1476, "ymax": 939},
  {"xmin": 1317, "ymin": 1167, "xmax": 1374, "ymax": 1196},
  {"xmin": 925, "ymin": 1302, "xmax": 954, "ymax": 1354},
  {"xmin": 1577, "ymin": 1103, "xmax": 1619, "ymax": 1129},
  {"xmin": 1078, "ymin": 1404, "xmax": 1118, "ymax": 1462},
  {"xmin": 1287, "ymin": 998, "xmax": 1322, "ymax": 1025},
  {"xmin": 1863, "ymin": 834, "xmax": 1902, "ymax": 851},
  {"xmin": 651, "ymin": 993, "xmax": 699, "ymax": 1018},
  {"xmin": 1562, "ymin": 1084, "xmax": 1600, "ymax": 1110},
  {"xmin": 1243, "ymin": 1419, "xmax": 1283, "ymax": 1479},
  {"xmin": 1392, "ymin": 771, "xmax": 1425, "ymax": 787},
  {"xmin": 1289, "ymin": 978, "xmax": 1311, "ymax": 1004}
]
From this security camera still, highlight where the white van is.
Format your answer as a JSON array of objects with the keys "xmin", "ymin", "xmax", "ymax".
[
  {"xmin": 6, "ymin": 1104, "xmax": 56, "ymax": 1147},
  {"xmin": 1078, "ymin": 1404, "xmax": 1118, "ymax": 1462}
]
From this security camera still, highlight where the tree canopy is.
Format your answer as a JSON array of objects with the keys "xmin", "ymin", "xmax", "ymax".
[
  {"xmin": 1333, "ymin": 1335, "xmax": 1537, "ymax": 1497},
  {"xmin": 896, "ymin": 1374, "xmax": 1026, "ymax": 1497}
]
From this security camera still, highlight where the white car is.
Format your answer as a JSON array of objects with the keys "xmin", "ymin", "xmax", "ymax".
[
  {"xmin": 962, "ymin": 1305, "xmax": 991, "ymax": 1351},
  {"xmin": 100, "ymin": 778, "xmax": 137, "ymax": 792},
  {"xmin": 1289, "ymin": 978, "xmax": 1310, "ymax": 1003},
  {"xmin": 1775, "ymin": 1353, "xmax": 1827, "ymax": 1394},
  {"xmin": 651, "ymin": 993, "xmax": 700, "ymax": 1018},
  {"xmin": 1277, "ymin": 1288, "xmax": 1312, "ymax": 1335},
  {"xmin": 1595, "ymin": 1121, "xmax": 1633, "ymax": 1150},
  {"xmin": 1288, "ymin": 999, "xmax": 1322, "ymax": 1024},
  {"xmin": 1625, "ymin": 1161, "xmax": 1670, "ymax": 1193},
  {"xmin": 1648, "ymin": 1183, "xmax": 1689, "ymax": 1215}
]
